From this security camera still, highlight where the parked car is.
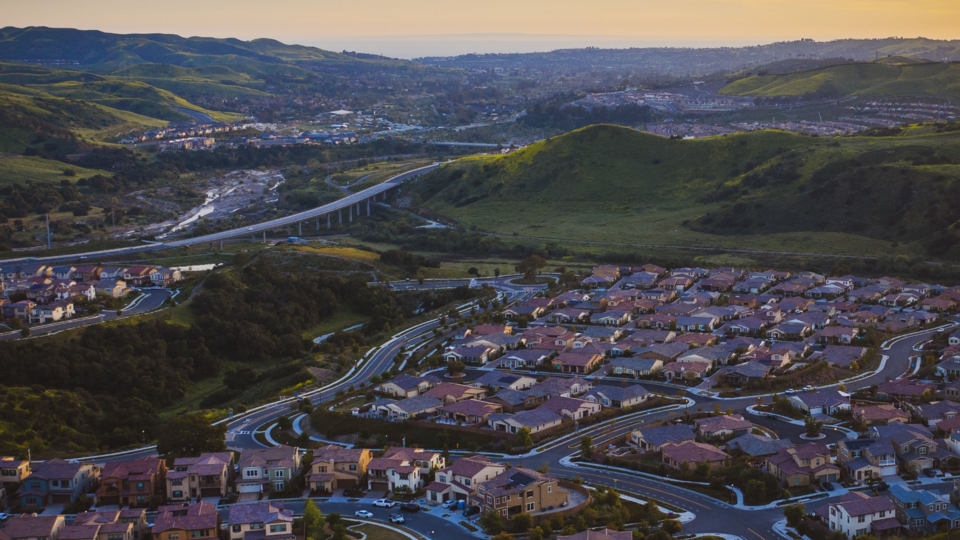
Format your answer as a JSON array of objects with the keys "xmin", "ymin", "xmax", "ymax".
[
  {"xmin": 874, "ymin": 482, "xmax": 890, "ymax": 492},
  {"xmin": 401, "ymin": 503, "xmax": 421, "ymax": 513},
  {"xmin": 374, "ymin": 499, "xmax": 397, "ymax": 508},
  {"xmin": 784, "ymin": 389, "xmax": 797, "ymax": 395},
  {"xmin": 821, "ymin": 482, "xmax": 834, "ymax": 491},
  {"xmin": 389, "ymin": 514, "xmax": 405, "ymax": 524},
  {"xmin": 442, "ymin": 499, "xmax": 458, "ymax": 508},
  {"xmin": 463, "ymin": 506, "xmax": 480, "ymax": 517},
  {"xmin": 923, "ymin": 468, "xmax": 938, "ymax": 478},
  {"xmin": 355, "ymin": 510, "xmax": 374, "ymax": 518}
]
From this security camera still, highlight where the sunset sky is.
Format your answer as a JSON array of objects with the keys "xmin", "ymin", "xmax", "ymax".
[{"xmin": 6, "ymin": 0, "xmax": 960, "ymax": 58}]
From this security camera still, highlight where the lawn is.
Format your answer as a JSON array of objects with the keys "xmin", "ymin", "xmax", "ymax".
[
  {"xmin": 293, "ymin": 245, "xmax": 381, "ymax": 262},
  {"xmin": 0, "ymin": 155, "xmax": 112, "ymax": 186},
  {"xmin": 351, "ymin": 523, "xmax": 424, "ymax": 540}
]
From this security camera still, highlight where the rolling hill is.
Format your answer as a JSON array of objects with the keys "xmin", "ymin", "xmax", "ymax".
[
  {"xmin": 407, "ymin": 124, "xmax": 960, "ymax": 259},
  {"xmin": 721, "ymin": 61, "xmax": 960, "ymax": 101}
]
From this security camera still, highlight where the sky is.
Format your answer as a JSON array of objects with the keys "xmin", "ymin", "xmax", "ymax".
[{"xmin": 5, "ymin": 0, "xmax": 960, "ymax": 58}]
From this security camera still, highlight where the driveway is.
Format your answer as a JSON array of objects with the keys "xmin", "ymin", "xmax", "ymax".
[{"xmin": 237, "ymin": 492, "xmax": 260, "ymax": 503}]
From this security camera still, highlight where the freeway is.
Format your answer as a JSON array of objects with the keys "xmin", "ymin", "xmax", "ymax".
[
  {"xmin": 0, "ymin": 288, "xmax": 172, "ymax": 341},
  {"xmin": 0, "ymin": 163, "xmax": 441, "ymax": 266}
]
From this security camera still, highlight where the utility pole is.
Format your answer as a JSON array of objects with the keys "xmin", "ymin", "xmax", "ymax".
[{"xmin": 45, "ymin": 214, "xmax": 51, "ymax": 249}]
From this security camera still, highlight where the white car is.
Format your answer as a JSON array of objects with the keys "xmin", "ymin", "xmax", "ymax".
[
  {"xmin": 784, "ymin": 389, "xmax": 797, "ymax": 395},
  {"xmin": 389, "ymin": 514, "xmax": 405, "ymax": 524},
  {"xmin": 355, "ymin": 510, "xmax": 374, "ymax": 518},
  {"xmin": 442, "ymin": 499, "xmax": 458, "ymax": 508},
  {"xmin": 373, "ymin": 499, "xmax": 396, "ymax": 508}
]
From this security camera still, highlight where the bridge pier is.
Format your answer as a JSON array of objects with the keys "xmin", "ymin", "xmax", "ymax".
[
  {"xmin": 327, "ymin": 214, "xmax": 331, "ymax": 229},
  {"xmin": 316, "ymin": 217, "xmax": 319, "ymax": 230},
  {"xmin": 367, "ymin": 199, "xmax": 371, "ymax": 215},
  {"xmin": 339, "ymin": 209, "xmax": 342, "ymax": 224},
  {"xmin": 220, "ymin": 240, "xmax": 223, "ymax": 251},
  {"xmin": 299, "ymin": 222, "xmax": 302, "ymax": 235},
  {"xmin": 263, "ymin": 231, "xmax": 266, "ymax": 244},
  {"xmin": 349, "ymin": 205, "xmax": 353, "ymax": 222}
]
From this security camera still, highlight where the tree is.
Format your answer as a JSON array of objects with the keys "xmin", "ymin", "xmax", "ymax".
[
  {"xmin": 480, "ymin": 511, "xmax": 504, "ymax": 534},
  {"xmin": 512, "ymin": 512, "xmax": 533, "ymax": 533},
  {"xmin": 157, "ymin": 412, "xmax": 227, "ymax": 456},
  {"xmin": 494, "ymin": 268, "xmax": 501, "ymax": 278},
  {"xmin": 744, "ymin": 479, "xmax": 767, "ymax": 505},
  {"xmin": 530, "ymin": 527, "xmax": 544, "ymax": 540},
  {"xmin": 694, "ymin": 462, "xmax": 712, "ymax": 480},
  {"xmin": 580, "ymin": 435, "xmax": 594, "ymax": 459},
  {"xmin": 662, "ymin": 519, "xmax": 682, "ymax": 535},
  {"xmin": 516, "ymin": 427, "xmax": 533, "ymax": 447},
  {"xmin": 21, "ymin": 327, "xmax": 30, "ymax": 338},
  {"xmin": 9, "ymin": 317, "xmax": 21, "ymax": 330},
  {"xmin": 447, "ymin": 360, "xmax": 466, "ymax": 376},
  {"xmin": 805, "ymin": 417, "xmax": 824, "ymax": 438},
  {"xmin": 303, "ymin": 499, "xmax": 325, "ymax": 540},
  {"xmin": 277, "ymin": 416, "xmax": 292, "ymax": 430},
  {"xmin": 783, "ymin": 504, "xmax": 806, "ymax": 528},
  {"xmin": 517, "ymin": 255, "xmax": 547, "ymax": 280},
  {"xmin": 850, "ymin": 361, "xmax": 860, "ymax": 372},
  {"xmin": 537, "ymin": 462, "xmax": 550, "ymax": 474}
]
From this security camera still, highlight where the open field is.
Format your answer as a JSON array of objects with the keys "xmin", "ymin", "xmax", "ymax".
[{"xmin": 0, "ymin": 155, "xmax": 112, "ymax": 185}]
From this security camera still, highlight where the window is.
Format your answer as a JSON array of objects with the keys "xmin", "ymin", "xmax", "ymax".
[
  {"xmin": 526, "ymin": 502, "xmax": 535, "ymax": 512},
  {"xmin": 250, "ymin": 524, "xmax": 264, "ymax": 530},
  {"xmin": 172, "ymin": 479, "xmax": 183, "ymax": 486},
  {"xmin": 173, "ymin": 491, "xmax": 183, "ymax": 498},
  {"xmin": 275, "ymin": 483, "xmax": 284, "ymax": 491},
  {"xmin": 349, "ymin": 465, "xmax": 357, "ymax": 471},
  {"xmin": 245, "ymin": 470, "xmax": 258, "ymax": 478},
  {"xmin": 136, "ymin": 482, "xmax": 145, "ymax": 490},
  {"xmin": 190, "ymin": 531, "xmax": 207, "ymax": 538},
  {"xmin": 270, "ymin": 525, "xmax": 287, "ymax": 533},
  {"xmin": 170, "ymin": 534, "xmax": 180, "ymax": 540},
  {"xmin": 438, "ymin": 476, "xmax": 446, "ymax": 483},
  {"xmin": 547, "ymin": 486, "xmax": 552, "ymax": 493},
  {"xmin": 232, "ymin": 526, "xmax": 241, "ymax": 533},
  {"xmin": 274, "ymin": 470, "xmax": 284, "ymax": 478},
  {"xmin": 527, "ymin": 491, "xmax": 534, "ymax": 498},
  {"xmin": 464, "ymin": 479, "xmax": 470, "ymax": 486},
  {"xmin": 30, "ymin": 481, "xmax": 42, "ymax": 489},
  {"xmin": 108, "ymin": 535, "xmax": 124, "ymax": 540},
  {"xmin": 858, "ymin": 516, "xmax": 865, "ymax": 523}
]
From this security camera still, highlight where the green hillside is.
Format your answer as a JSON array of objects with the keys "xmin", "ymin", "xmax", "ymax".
[
  {"xmin": 721, "ymin": 61, "xmax": 960, "ymax": 100},
  {"xmin": 408, "ymin": 124, "xmax": 960, "ymax": 259}
]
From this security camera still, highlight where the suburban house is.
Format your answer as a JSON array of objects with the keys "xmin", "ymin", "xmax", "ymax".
[
  {"xmin": 122, "ymin": 267, "xmax": 155, "ymax": 286},
  {"xmin": 473, "ymin": 468, "xmax": 569, "ymax": 518},
  {"xmin": 382, "ymin": 448, "xmax": 445, "ymax": 478},
  {"xmin": 97, "ymin": 457, "xmax": 167, "ymax": 508},
  {"xmin": 425, "ymin": 455, "xmax": 506, "ymax": 503},
  {"xmin": 379, "ymin": 374, "xmax": 439, "ymax": 398},
  {"xmin": 366, "ymin": 456, "xmax": 421, "ymax": 493},
  {"xmin": 661, "ymin": 441, "xmax": 730, "ymax": 470},
  {"xmin": 236, "ymin": 446, "xmax": 301, "ymax": 495},
  {"xmin": 815, "ymin": 327, "xmax": 860, "ymax": 345},
  {"xmin": 488, "ymin": 408, "xmax": 563, "ymax": 435},
  {"xmin": 0, "ymin": 456, "xmax": 30, "ymax": 489},
  {"xmin": 877, "ymin": 379, "xmax": 936, "ymax": 400},
  {"xmin": 72, "ymin": 509, "xmax": 147, "ymax": 540},
  {"xmin": 444, "ymin": 345, "xmax": 497, "ymax": 365},
  {"xmin": 439, "ymin": 400, "xmax": 504, "ymax": 424},
  {"xmin": 149, "ymin": 268, "xmax": 182, "ymax": 287},
  {"xmin": 662, "ymin": 360, "xmax": 711, "ymax": 380},
  {"xmin": 695, "ymin": 414, "xmax": 754, "ymax": 439},
  {"xmin": 535, "ymin": 376, "xmax": 593, "ymax": 397},
  {"xmin": 425, "ymin": 383, "xmax": 487, "ymax": 404},
  {"xmin": 788, "ymin": 390, "xmax": 851, "ymax": 416},
  {"xmin": 825, "ymin": 492, "xmax": 898, "ymax": 539},
  {"xmin": 630, "ymin": 424, "xmax": 696, "ymax": 452},
  {"xmin": 382, "ymin": 395, "xmax": 444, "ymax": 419},
  {"xmin": 226, "ymin": 502, "xmax": 294, "ymax": 540},
  {"xmin": 889, "ymin": 484, "xmax": 960, "ymax": 534},
  {"xmin": 95, "ymin": 279, "xmax": 128, "ymax": 298},
  {"xmin": 725, "ymin": 433, "xmax": 793, "ymax": 457},
  {"xmin": 166, "ymin": 452, "xmax": 233, "ymax": 502},
  {"xmin": 722, "ymin": 362, "xmax": 772, "ymax": 384},
  {"xmin": 583, "ymin": 384, "xmax": 649, "ymax": 408},
  {"xmin": 0, "ymin": 515, "xmax": 66, "ymax": 540},
  {"xmin": 610, "ymin": 357, "xmax": 663, "ymax": 378},
  {"xmin": 766, "ymin": 443, "xmax": 840, "ymax": 487},
  {"xmin": 870, "ymin": 422, "xmax": 950, "ymax": 473},
  {"xmin": 308, "ymin": 446, "xmax": 372, "ymax": 494},
  {"xmin": 471, "ymin": 372, "xmax": 537, "ymax": 391},
  {"xmin": 837, "ymin": 439, "xmax": 898, "ymax": 484},
  {"xmin": 917, "ymin": 401, "xmax": 960, "ymax": 427},
  {"xmin": 496, "ymin": 350, "xmax": 549, "ymax": 369},
  {"xmin": 152, "ymin": 503, "xmax": 220, "ymax": 540},
  {"xmin": 18, "ymin": 458, "xmax": 100, "ymax": 510},
  {"xmin": 551, "ymin": 352, "xmax": 604, "ymax": 374},
  {"xmin": 854, "ymin": 405, "xmax": 911, "ymax": 426},
  {"xmin": 486, "ymin": 388, "xmax": 552, "ymax": 414},
  {"xmin": 536, "ymin": 397, "xmax": 601, "ymax": 420}
]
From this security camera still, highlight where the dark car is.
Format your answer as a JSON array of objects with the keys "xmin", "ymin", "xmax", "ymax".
[
  {"xmin": 924, "ymin": 468, "xmax": 938, "ymax": 478},
  {"xmin": 463, "ymin": 506, "xmax": 481, "ymax": 517},
  {"xmin": 874, "ymin": 482, "xmax": 890, "ymax": 492},
  {"xmin": 821, "ymin": 482, "xmax": 834, "ymax": 491},
  {"xmin": 400, "ymin": 503, "xmax": 420, "ymax": 513}
]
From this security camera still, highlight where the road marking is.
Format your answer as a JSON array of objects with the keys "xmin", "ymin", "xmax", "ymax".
[
  {"xmin": 574, "ymin": 470, "xmax": 712, "ymax": 510},
  {"xmin": 748, "ymin": 528, "xmax": 768, "ymax": 540},
  {"xmin": 229, "ymin": 431, "xmax": 251, "ymax": 435}
]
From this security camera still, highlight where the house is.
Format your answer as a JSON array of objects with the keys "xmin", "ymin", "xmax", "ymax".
[
  {"xmin": 558, "ymin": 529, "xmax": 632, "ymax": 540},
  {"xmin": 426, "ymin": 455, "xmax": 506, "ymax": 503},
  {"xmin": 166, "ymin": 452, "xmax": 233, "ymax": 502},
  {"xmin": 425, "ymin": 383, "xmax": 487, "ymax": 404},
  {"xmin": 723, "ymin": 316, "xmax": 768, "ymax": 335},
  {"xmin": 818, "ymin": 345, "xmax": 867, "ymax": 368},
  {"xmin": 226, "ymin": 502, "xmax": 294, "ymax": 540},
  {"xmin": 488, "ymin": 408, "xmax": 563, "ymax": 435},
  {"xmin": 659, "ymin": 276, "xmax": 692, "ymax": 291},
  {"xmin": 379, "ymin": 374, "xmax": 439, "ymax": 398},
  {"xmin": 100, "ymin": 267, "xmax": 127, "ymax": 279},
  {"xmin": 467, "ymin": 333, "xmax": 524, "ymax": 352},
  {"xmin": 18, "ymin": 458, "xmax": 100, "ymax": 510},
  {"xmin": 767, "ymin": 322, "xmax": 811, "ymax": 341},
  {"xmin": 439, "ymin": 400, "xmax": 503, "ymax": 424},
  {"xmin": 551, "ymin": 352, "xmax": 604, "ymax": 374},
  {"xmin": 97, "ymin": 457, "xmax": 167, "ymax": 508},
  {"xmin": 485, "ymin": 388, "xmax": 552, "ymax": 414},
  {"xmin": 384, "ymin": 395, "xmax": 444, "ymax": 419},
  {"xmin": 473, "ymin": 468, "xmax": 568, "ymax": 518},
  {"xmin": 935, "ymin": 358, "xmax": 960, "ymax": 379},
  {"xmin": 122, "ymin": 266, "xmax": 155, "ymax": 286},
  {"xmin": 0, "ymin": 457, "xmax": 31, "ymax": 489},
  {"xmin": 634, "ymin": 342, "xmax": 691, "ymax": 363},
  {"xmin": 496, "ymin": 349, "xmax": 549, "ymax": 369},
  {"xmin": 837, "ymin": 439, "xmax": 898, "ymax": 483},
  {"xmin": 583, "ymin": 384, "xmax": 649, "ymax": 408},
  {"xmin": 630, "ymin": 424, "xmax": 696, "ymax": 452},
  {"xmin": 533, "ymin": 377, "xmax": 592, "ymax": 397},
  {"xmin": 788, "ymin": 390, "xmax": 851, "ymax": 416},
  {"xmin": 610, "ymin": 357, "xmax": 663, "ymax": 378},
  {"xmin": 95, "ymin": 279, "xmax": 128, "ymax": 298},
  {"xmin": 870, "ymin": 422, "xmax": 950, "ymax": 474},
  {"xmin": 766, "ymin": 443, "xmax": 839, "ymax": 487},
  {"xmin": 917, "ymin": 401, "xmax": 960, "ymax": 427},
  {"xmin": 877, "ymin": 379, "xmax": 936, "ymax": 401},
  {"xmin": 889, "ymin": 484, "xmax": 960, "ymax": 534},
  {"xmin": 0, "ymin": 515, "xmax": 66, "ymax": 540},
  {"xmin": 722, "ymin": 362, "xmax": 772, "ymax": 384},
  {"xmin": 922, "ymin": 296, "xmax": 956, "ymax": 312},
  {"xmin": 536, "ymin": 397, "xmax": 601, "ymax": 420},
  {"xmin": 73, "ymin": 509, "xmax": 148, "ymax": 540},
  {"xmin": 149, "ymin": 268, "xmax": 182, "ymax": 287},
  {"xmin": 825, "ymin": 492, "xmax": 898, "ymax": 539},
  {"xmin": 676, "ymin": 315, "xmax": 719, "ymax": 332},
  {"xmin": 547, "ymin": 308, "xmax": 590, "ymax": 324},
  {"xmin": 662, "ymin": 360, "xmax": 711, "ymax": 380},
  {"xmin": 661, "ymin": 441, "xmax": 730, "ymax": 470},
  {"xmin": 444, "ymin": 345, "xmax": 497, "ymax": 365},
  {"xmin": 366, "ymin": 457, "xmax": 421, "ymax": 493},
  {"xmin": 472, "ymin": 372, "xmax": 537, "ymax": 391},
  {"xmin": 854, "ymin": 404, "xmax": 910, "ymax": 426},
  {"xmin": 695, "ymin": 414, "xmax": 753, "ymax": 439},
  {"xmin": 152, "ymin": 503, "xmax": 220, "ymax": 540},
  {"xmin": 308, "ymin": 446, "xmax": 372, "ymax": 494},
  {"xmin": 673, "ymin": 332, "xmax": 718, "ymax": 347},
  {"xmin": 382, "ymin": 447, "xmax": 445, "ymax": 478},
  {"xmin": 814, "ymin": 326, "xmax": 859, "ymax": 345},
  {"xmin": 72, "ymin": 266, "xmax": 102, "ymax": 282},
  {"xmin": 725, "ymin": 434, "xmax": 793, "ymax": 457},
  {"xmin": 236, "ymin": 446, "xmax": 301, "ymax": 495},
  {"xmin": 32, "ymin": 300, "xmax": 75, "ymax": 324}
]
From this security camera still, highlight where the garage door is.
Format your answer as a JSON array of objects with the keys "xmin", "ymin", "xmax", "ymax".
[
  {"xmin": 238, "ymin": 483, "xmax": 261, "ymax": 493},
  {"xmin": 370, "ymin": 481, "xmax": 389, "ymax": 491}
]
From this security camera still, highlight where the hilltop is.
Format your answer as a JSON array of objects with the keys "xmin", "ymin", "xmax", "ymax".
[
  {"xmin": 407, "ymin": 124, "xmax": 960, "ymax": 259},
  {"xmin": 721, "ymin": 60, "xmax": 960, "ymax": 101}
]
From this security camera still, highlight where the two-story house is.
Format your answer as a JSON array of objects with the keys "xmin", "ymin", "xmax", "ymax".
[
  {"xmin": 379, "ymin": 374, "xmax": 439, "ymax": 398},
  {"xmin": 766, "ymin": 442, "xmax": 839, "ymax": 487},
  {"xmin": 889, "ymin": 484, "xmax": 960, "ymax": 534},
  {"xmin": 870, "ymin": 422, "xmax": 952, "ymax": 474},
  {"xmin": 0, "ymin": 456, "xmax": 30, "ymax": 492},
  {"xmin": 226, "ymin": 502, "xmax": 294, "ymax": 540},
  {"xmin": 836, "ymin": 438, "xmax": 897, "ymax": 484},
  {"xmin": 166, "ymin": 452, "xmax": 233, "ymax": 502},
  {"xmin": 382, "ymin": 447, "xmax": 444, "ymax": 478},
  {"xmin": 18, "ymin": 458, "xmax": 100, "ymax": 510},
  {"xmin": 826, "ymin": 492, "xmax": 898, "ymax": 539},
  {"xmin": 425, "ymin": 455, "xmax": 506, "ymax": 503},
  {"xmin": 308, "ymin": 446, "xmax": 372, "ymax": 494},
  {"xmin": 122, "ymin": 267, "xmax": 155, "ymax": 286},
  {"xmin": 72, "ymin": 509, "xmax": 147, "ymax": 540},
  {"xmin": 236, "ymin": 446, "xmax": 301, "ymax": 495},
  {"xmin": 152, "ymin": 503, "xmax": 220, "ymax": 540},
  {"xmin": 473, "ymin": 468, "xmax": 569, "ymax": 519},
  {"xmin": 366, "ymin": 457, "xmax": 421, "ymax": 493},
  {"xmin": 97, "ymin": 457, "xmax": 167, "ymax": 508},
  {"xmin": 0, "ymin": 514, "xmax": 65, "ymax": 540}
]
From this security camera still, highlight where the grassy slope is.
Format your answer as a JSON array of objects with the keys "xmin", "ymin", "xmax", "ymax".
[
  {"xmin": 720, "ymin": 61, "xmax": 960, "ymax": 100},
  {"xmin": 0, "ymin": 155, "xmax": 111, "ymax": 185},
  {"xmin": 409, "ymin": 124, "xmax": 960, "ymax": 258}
]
